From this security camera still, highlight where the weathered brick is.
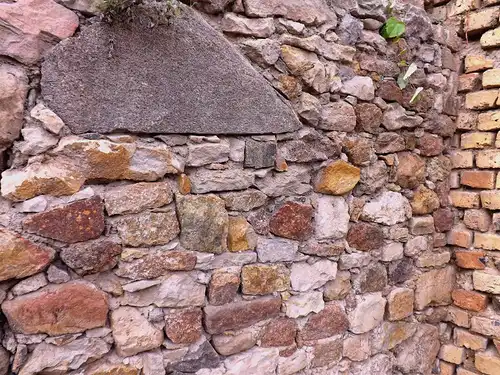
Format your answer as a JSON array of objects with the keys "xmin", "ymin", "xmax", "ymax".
[
  {"xmin": 455, "ymin": 251, "xmax": 486, "ymax": 270},
  {"xmin": 447, "ymin": 225, "xmax": 473, "ymax": 248},
  {"xmin": 471, "ymin": 316, "xmax": 500, "ymax": 338},
  {"xmin": 439, "ymin": 362, "xmax": 455, "ymax": 375},
  {"xmin": 454, "ymin": 328, "xmax": 488, "ymax": 351},
  {"xmin": 446, "ymin": 306, "xmax": 470, "ymax": 328},
  {"xmin": 457, "ymin": 111, "xmax": 478, "ymax": 130},
  {"xmin": 475, "ymin": 232, "xmax": 500, "ymax": 250},
  {"xmin": 449, "ymin": 191, "xmax": 480, "ymax": 208},
  {"xmin": 484, "ymin": 68, "xmax": 500, "ymax": 89},
  {"xmin": 480, "ymin": 190, "xmax": 500, "ymax": 209},
  {"xmin": 452, "ymin": 289, "xmax": 488, "ymax": 312},
  {"xmin": 464, "ymin": 7, "xmax": 500, "ymax": 34},
  {"xmin": 450, "ymin": 151, "xmax": 474, "ymax": 168},
  {"xmin": 439, "ymin": 344, "xmax": 464, "ymax": 364},
  {"xmin": 461, "ymin": 132, "xmax": 495, "ymax": 149},
  {"xmin": 465, "ymin": 90, "xmax": 499, "ymax": 110},
  {"xmin": 476, "ymin": 150, "xmax": 500, "ymax": 168},
  {"xmin": 458, "ymin": 73, "xmax": 482, "ymax": 92},
  {"xmin": 473, "ymin": 269, "xmax": 500, "ymax": 293},
  {"xmin": 456, "ymin": 367, "xmax": 480, "ymax": 375},
  {"xmin": 464, "ymin": 209, "xmax": 491, "ymax": 232},
  {"xmin": 478, "ymin": 110, "xmax": 500, "ymax": 130},
  {"xmin": 465, "ymin": 55, "xmax": 494, "ymax": 73},
  {"xmin": 481, "ymin": 27, "xmax": 500, "ymax": 49},
  {"xmin": 452, "ymin": 0, "xmax": 480, "ymax": 15},
  {"xmin": 461, "ymin": 171, "xmax": 495, "ymax": 189},
  {"xmin": 475, "ymin": 350, "xmax": 500, "ymax": 375}
]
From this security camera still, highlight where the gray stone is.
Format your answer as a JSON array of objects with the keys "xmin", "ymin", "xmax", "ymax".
[
  {"xmin": 245, "ymin": 140, "xmax": 277, "ymax": 169},
  {"xmin": 41, "ymin": 4, "xmax": 301, "ymax": 135},
  {"xmin": 46, "ymin": 265, "xmax": 70, "ymax": 284},
  {"xmin": 348, "ymin": 293, "xmax": 386, "ymax": 334},
  {"xmin": 254, "ymin": 165, "xmax": 311, "ymax": 196},
  {"xmin": 290, "ymin": 260, "xmax": 337, "ymax": 292},
  {"xmin": 352, "ymin": 263, "xmax": 387, "ymax": 293},
  {"xmin": 11, "ymin": 273, "xmax": 48, "ymax": 296},
  {"xmin": 189, "ymin": 168, "xmax": 255, "ymax": 194},
  {"xmin": 337, "ymin": 14, "xmax": 363, "ymax": 45},
  {"xmin": 350, "ymin": 354, "xmax": 393, "ymax": 375},
  {"xmin": 281, "ymin": 34, "xmax": 355, "ymax": 63},
  {"xmin": 295, "ymin": 93, "xmax": 321, "ymax": 126},
  {"xmin": 394, "ymin": 324, "xmax": 440, "ymax": 374},
  {"xmin": 221, "ymin": 189, "xmax": 267, "ymax": 211},
  {"xmin": 225, "ymin": 347, "xmax": 279, "ymax": 375},
  {"xmin": 383, "ymin": 103, "xmax": 424, "ymax": 130},
  {"xmin": 340, "ymin": 76, "xmax": 375, "ymax": 101},
  {"xmin": 356, "ymin": 161, "xmax": 388, "ymax": 195},
  {"xmin": 319, "ymin": 101, "xmax": 356, "ymax": 131},
  {"xmin": 284, "ymin": 291, "xmax": 325, "ymax": 318},
  {"xmin": 315, "ymin": 196, "xmax": 349, "ymax": 240},
  {"xmin": 221, "ymin": 13, "xmax": 275, "ymax": 37},
  {"xmin": 240, "ymin": 39, "xmax": 280, "ymax": 67},
  {"xmin": 17, "ymin": 126, "xmax": 58, "ymax": 156},
  {"xmin": 171, "ymin": 341, "xmax": 221, "ymax": 373},
  {"xmin": 278, "ymin": 128, "xmax": 340, "ymax": 163},
  {"xmin": 212, "ymin": 329, "xmax": 258, "ymax": 356},
  {"xmin": 176, "ymin": 194, "xmax": 228, "ymax": 254},
  {"xmin": 256, "ymin": 238, "xmax": 298, "ymax": 262},
  {"xmin": 339, "ymin": 253, "xmax": 372, "ymax": 270},
  {"xmin": 361, "ymin": 191, "xmax": 412, "ymax": 226},
  {"xmin": 17, "ymin": 196, "xmax": 48, "ymax": 213},
  {"xmin": 186, "ymin": 142, "xmax": 230, "ymax": 167},
  {"xmin": 0, "ymin": 347, "xmax": 8, "ymax": 375},
  {"xmin": 206, "ymin": 252, "xmax": 257, "ymax": 270},
  {"xmin": 30, "ymin": 103, "xmax": 65, "ymax": 135},
  {"xmin": 404, "ymin": 236, "xmax": 429, "ymax": 257},
  {"xmin": 243, "ymin": 0, "xmax": 335, "ymax": 25}
]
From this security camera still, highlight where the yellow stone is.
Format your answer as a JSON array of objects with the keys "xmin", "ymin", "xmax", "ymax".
[
  {"xmin": 464, "ymin": 7, "xmax": 500, "ymax": 33},
  {"xmin": 465, "ymin": 55, "xmax": 494, "ymax": 73},
  {"xmin": 475, "ymin": 350, "xmax": 500, "ymax": 375},
  {"xmin": 474, "ymin": 232, "xmax": 500, "ymax": 250},
  {"xmin": 410, "ymin": 185, "xmax": 440, "ymax": 215},
  {"xmin": 314, "ymin": 160, "xmax": 360, "ymax": 195},
  {"xmin": 450, "ymin": 151, "xmax": 474, "ymax": 169},
  {"xmin": 465, "ymin": 90, "xmax": 499, "ymax": 110},
  {"xmin": 227, "ymin": 216, "xmax": 256, "ymax": 252},
  {"xmin": 461, "ymin": 132, "xmax": 496, "ymax": 148},
  {"xmin": 483, "ymin": 69, "xmax": 500, "ymax": 88},
  {"xmin": 241, "ymin": 264, "xmax": 290, "ymax": 295},
  {"xmin": 478, "ymin": 110, "xmax": 500, "ymax": 130},
  {"xmin": 480, "ymin": 190, "xmax": 500, "ymax": 209},
  {"xmin": 481, "ymin": 27, "xmax": 500, "ymax": 48}
]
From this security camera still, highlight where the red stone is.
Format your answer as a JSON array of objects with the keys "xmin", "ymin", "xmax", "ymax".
[
  {"xmin": 23, "ymin": 197, "xmax": 105, "ymax": 243},
  {"xmin": 433, "ymin": 208, "xmax": 454, "ymax": 233},
  {"xmin": 377, "ymin": 80, "xmax": 403, "ymax": 103},
  {"xmin": 269, "ymin": 202, "xmax": 313, "ymax": 241},
  {"xmin": 311, "ymin": 338, "xmax": 342, "ymax": 368},
  {"xmin": 260, "ymin": 318, "xmax": 297, "ymax": 347},
  {"xmin": 165, "ymin": 308, "xmax": 203, "ymax": 344},
  {"xmin": 204, "ymin": 297, "xmax": 281, "ymax": 334},
  {"xmin": 355, "ymin": 103, "xmax": 383, "ymax": 133},
  {"xmin": 208, "ymin": 271, "xmax": 240, "ymax": 305},
  {"xmin": 60, "ymin": 240, "xmax": 121, "ymax": 275},
  {"xmin": 1, "ymin": 281, "xmax": 108, "ymax": 335},
  {"xmin": 418, "ymin": 133, "xmax": 444, "ymax": 157},
  {"xmin": 346, "ymin": 222, "xmax": 384, "ymax": 251},
  {"xmin": 299, "ymin": 303, "xmax": 349, "ymax": 342}
]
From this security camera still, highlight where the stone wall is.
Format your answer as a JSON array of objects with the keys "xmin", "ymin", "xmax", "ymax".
[{"xmin": 0, "ymin": 0, "xmax": 467, "ymax": 374}]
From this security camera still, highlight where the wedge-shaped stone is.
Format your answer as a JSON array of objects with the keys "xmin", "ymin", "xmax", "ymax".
[
  {"xmin": 0, "ymin": 228, "xmax": 55, "ymax": 281},
  {"xmin": 2, "ymin": 281, "xmax": 108, "ymax": 335},
  {"xmin": 41, "ymin": 4, "xmax": 301, "ymax": 135}
]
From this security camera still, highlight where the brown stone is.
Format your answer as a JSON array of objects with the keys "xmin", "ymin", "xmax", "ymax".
[
  {"xmin": 396, "ymin": 152, "xmax": 426, "ymax": 189},
  {"xmin": 0, "ymin": 228, "xmax": 55, "ymax": 282},
  {"xmin": 415, "ymin": 266, "xmax": 455, "ymax": 310},
  {"xmin": 346, "ymin": 222, "xmax": 384, "ymax": 251},
  {"xmin": 464, "ymin": 209, "xmax": 491, "ymax": 232},
  {"xmin": 241, "ymin": 264, "xmax": 290, "ymax": 295},
  {"xmin": 61, "ymin": 240, "xmax": 121, "ymax": 275},
  {"xmin": 260, "ymin": 318, "xmax": 297, "ymax": 347},
  {"xmin": 465, "ymin": 55, "xmax": 494, "ymax": 73},
  {"xmin": 343, "ymin": 137, "xmax": 374, "ymax": 166},
  {"xmin": 228, "ymin": 216, "xmax": 257, "ymax": 252},
  {"xmin": 298, "ymin": 303, "xmax": 349, "ymax": 342},
  {"xmin": 387, "ymin": 288, "xmax": 414, "ymax": 321},
  {"xmin": 375, "ymin": 132, "xmax": 406, "ymax": 154},
  {"xmin": 458, "ymin": 73, "xmax": 482, "ymax": 93},
  {"xmin": 314, "ymin": 160, "xmax": 360, "ymax": 195},
  {"xmin": 355, "ymin": 103, "xmax": 383, "ymax": 133},
  {"xmin": 1, "ymin": 281, "xmax": 108, "ymax": 335},
  {"xmin": 23, "ymin": 197, "xmax": 105, "ymax": 243},
  {"xmin": 165, "ymin": 308, "xmax": 203, "ymax": 344},
  {"xmin": 377, "ymin": 80, "xmax": 403, "ymax": 103},
  {"xmin": 208, "ymin": 270, "xmax": 240, "ymax": 305},
  {"xmin": 269, "ymin": 201, "xmax": 313, "ymax": 241},
  {"xmin": 455, "ymin": 251, "xmax": 486, "ymax": 270},
  {"xmin": 411, "ymin": 185, "xmax": 440, "ymax": 215},
  {"xmin": 418, "ymin": 133, "xmax": 444, "ymax": 156},
  {"xmin": 178, "ymin": 173, "xmax": 192, "ymax": 194},
  {"xmin": 204, "ymin": 297, "xmax": 281, "ymax": 334},
  {"xmin": 433, "ymin": 208, "xmax": 454, "ymax": 232},
  {"xmin": 452, "ymin": 289, "xmax": 488, "ymax": 312},
  {"xmin": 312, "ymin": 337, "xmax": 343, "ymax": 368}
]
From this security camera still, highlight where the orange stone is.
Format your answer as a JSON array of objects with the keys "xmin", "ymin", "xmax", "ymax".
[
  {"xmin": 455, "ymin": 251, "xmax": 486, "ymax": 270},
  {"xmin": 452, "ymin": 289, "xmax": 488, "ymax": 312},
  {"xmin": 461, "ymin": 170, "xmax": 496, "ymax": 189},
  {"xmin": 178, "ymin": 173, "xmax": 191, "ymax": 194},
  {"xmin": 314, "ymin": 160, "xmax": 360, "ymax": 195}
]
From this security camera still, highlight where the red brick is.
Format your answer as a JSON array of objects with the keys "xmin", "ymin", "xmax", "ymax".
[{"xmin": 452, "ymin": 289, "xmax": 488, "ymax": 312}]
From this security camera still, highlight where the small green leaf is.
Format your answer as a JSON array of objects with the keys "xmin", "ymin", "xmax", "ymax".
[{"xmin": 380, "ymin": 17, "xmax": 406, "ymax": 39}]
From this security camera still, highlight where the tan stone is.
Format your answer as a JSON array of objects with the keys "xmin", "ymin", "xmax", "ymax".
[
  {"xmin": 480, "ymin": 190, "xmax": 500, "ymax": 209},
  {"xmin": 465, "ymin": 55, "xmax": 494, "ymax": 73},
  {"xmin": 461, "ymin": 132, "xmax": 495, "ymax": 148},
  {"xmin": 446, "ymin": 306, "xmax": 470, "ymax": 328},
  {"xmin": 452, "ymin": 289, "xmax": 488, "ymax": 312},
  {"xmin": 475, "ymin": 350, "xmax": 500, "ymax": 375},
  {"xmin": 415, "ymin": 266, "xmax": 455, "ymax": 310},
  {"xmin": 314, "ymin": 160, "xmax": 360, "ymax": 195},
  {"xmin": 457, "ymin": 367, "xmax": 480, "ymax": 375},
  {"xmin": 484, "ymin": 68, "xmax": 500, "ymax": 88},
  {"xmin": 465, "ymin": 7, "xmax": 500, "ymax": 33},
  {"xmin": 476, "ymin": 150, "xmax": 500, "ymax": 168},
  {"xmin": 387, "ymin": 288, "xmax": 414, "ymax": 321},
  {"xmin": 457, "ymin": 111, "xmax": 478, "ymax": 130},
  {"xmin": 472, "ymin": 316, "xmax": 500, "ymax": 338},
  {"xmin": 481, "ymin": 27, "xmax": 500, "ymax": 48},
  {"xmin": 459, "ymin": 73, "xmax": 482, "ymax": 92},
  {"xmin": 474, "ymin": 232, "xmax": 500, "ymax": 250},
  {"xmin": 439, "ymin": 344, "xmax": 465, "ymax": 365},
  {"xmin": 465, "ymin": 90, "xmax": 499, "ymax": 110},
  {"xmin": 228, "ymin": 216, "xmax": 257, "ymax": 252},
  {"xmin": 464, "ymin": 209, "xmax": 491, "ymax": 232},
  {"xmin": 447, "ymin": 225, "xmax": 473, "ymax": 248},
  {"xmin": 241, "ymin": 264, "xmax": 290, "ymax": 295},
  {"xmin": 86, "ymin": 364, "xmax": 140, "ymax": 375},
  {"xmin": 478, "ymin": 110, "xmax": 500, "ymax": 130},
  {"xmin": 450, "ymin": 150, "xmax": 474, "ymax": 168},
  {"xmin": 473, "ymin": 269, "xmax": 500, "ymax": 293},
  {"xmin": 450, "ymin": 190, "xmax": 480, "ymax": 208},
  {"xmin": 410, "ymin": 185, "xmax": 440, "ymax": 215},
  {"xmin": 454, "ymin": 328, "xmax": 488, "ymax": 351},
  {"xmin": 440, "ymin": 362, "xmax": 455, "ymax": 375}
]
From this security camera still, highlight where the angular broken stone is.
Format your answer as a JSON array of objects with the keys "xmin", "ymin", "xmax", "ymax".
[
  {"xmin": 124, "ymin": 142, "xmax": 184, "ymax": 180},
  {"xmin": 208, "ymin": 270, "xmax": 240, "ymax": 305},
  {"xmin": 319, "ymin": 101, "xmax": 357, "ymax": 132},
  {"xmin": 254, "ymin": 165, "xmax": 311, "ymax": 196},
  {"xmin": 186, "ymin": 142, "xmax": 230, "ymax": 167},
  {"xmin": 170, "ymin": 340, "xmax": 221, "ymax": 373},
  {"xmin": 104, "ymin": 182, "xmax": 173, "ymax": 215},
  {"xmin": 261, "ymin": 317, "xmax": 297, "ymax": 347},
  {"xmin": 212, "ymin": 329, "xmax": 257, "ymax": 356},
  {"xmin": 256, "ymin": 238, "xmax": 298, "ymax": 262},
  {"xmin": 346, "ymin": 222, "xmax": 384, "ymax": 251},
  {"xmin": 0, "ymin": 228, "xmax": 54, "ymax": 282},
  {"xmin": 269, "ymin": 201, "xmax": 313, "ymax": 240},
  {"xmin": 228, "ymin": 216, "xmax": 257, "ymax": 252},
  {"xmin": 244, "ymin": 140, "xmax": 277, "ymax": 169},
  {"xmin": 177, "ymin": 194, "xmax": 228, "ymax": 253},
  {"xmin": 115, "ymin": 210, "xmax": 180, "ymax": 247},
  {"xmin": 165, "ymin": 307, "xmax": 203, "ymax": 344},
  {"xmin": 221, "ymin": 189, "xmax": 267, "ymax": 211},
  {"xmin": 361, "ymin": 191, "xmax": 412, "ymax": 225},
  {"xmin": 17, "ymin": 126, "xmax": 58, "ymax": 156},
  {"xmin": 30, "ymin": 103, "xmax": 65, "ymax": 134},
  {"xmin": 415, "ymin": 266, "xmax": 455, "ymax": 310},
  {"xmin": 189, "ymin": 168, "xmax": 255, "ymax": 194},
  {"xmin": 60, "ymin": 240, "xmax": 121, "ymax": 275},
  {"xmin": 314, "ymin": 160, "xmax": 360, "ymax": 195},
  {"xmin": 41, "ymin": 4, "xmax": 301, "ymax": 135},
  {"xmin": 111, "ymin": 306, "xmax": 163, "ymax": 356},
  {"xmin": 348, "ymin": 292, "xmax": 386, "ymax": 334},
  {"xmin": 395, "ymin": 152, "xmax": 426, "ymax": 189},
  {"xmin": 240, "ymin": 39, "xmax": 280, "ymax": 67},
  {"xmin": 224, "ymin": 347, "xmax": 279, "ymax": 375},
  {"xmin": 394, "ymin": 324, "xmax": 440, "ymax": 374},
  {"xmin": 290, "ymin": 260, "xmax": 337, "ymax": 292},
  {"xmin": 284, "ymin": 291, "xmax": 325, "ymax": 318},
  {"xmin": 221, "ymin": 13, "xmax": 275, "ymax": 38},
  {"xmin": 315, "ymin": 196, "xmax": 349, "ymax": 240},
  {"xmin": 23, "ymin": 197, "xmax": 105, "ymax": 243},
  {"xmin": 241, "ymin": 264, "xmax": 290, "ymax": 295},
  {"xmin": 278, "ymin": 128, "xmax": 340, "ymax": 163},
  {"xmin": 383, "ymin": 102, "xmax": 423, "ymax": 130},
  {"xmin": 204, "ymin": 297, "xmax": 281, "ymax": 334},
  {"xmin": 2, "ymin": 281, "xmax": 108, "ymax": 335},
  {"xmin": 340, "ymin": 76, "xmax": 375, "ymax": 100}
]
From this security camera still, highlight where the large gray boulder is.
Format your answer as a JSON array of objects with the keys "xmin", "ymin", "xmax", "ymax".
[{"xmin": 41, "ymin": 3, "xmax": 301, "ymax": 135}]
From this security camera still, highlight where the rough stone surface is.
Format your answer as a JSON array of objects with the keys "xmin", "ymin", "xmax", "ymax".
[
  {"xmin": 1, "ymin": 281, "xmax": 108, "ymax": 335},
  {"xmin": 60, "ymin": 240, "xmax": 121, "ymax": 275},
  {"xmin": 290, "ymin": 260, "xmax": 337, "ymax": 291},
  {"xmin": 299, "ymin": 303, "xmax": 349, "ymax": 341},
  {"xmin": 346, "ymin": 222, "xmax": 384, "ymax": 251},
  {"xmin": 269, "ymin": 201, "xmax": 313, "ymax": 240},
  {"xmin": 241, "ymin": 264, "xmax": 290, "ymax": 295},
  {"xmin": 361, "ymin": 191, "xmax": 412, "ymax": 225},
  {"xmin": 165, "ymin": 308, "xmax": 203, "ymax": 344},
  {"xmin": 315, "ymin": 196, "xmax": 350, "ymax": 240},
  {"xmin": 243, "ymin": 0, "xmax": 335, "ymax": 25},
  {"xmin": 394, "ymin": 324, "xmax": 440, "ymax": 374},
  {"xmin": 415, "ymin": 266, "xmax": 455, "ymax": 310},
  {"xmin": 41, "ymin": 4, "xmax": 301, "ymax": 135},
  {"xmin": 104, "ymin": 182, "xmax": 173, "ymax": 215},
  {"xmin": 284, "ymin": 291, "xmax": 325, "ymax": 318},
  {"xmin": 208, "ymin": 271, "xmax": 240, "ymax": 305},
  {"xmin": 190, "ymin": 169, "xmax": 255, "ymax": 194},
  {"xmin": 348, "ymin": 293, "xmax": 386, "ymax": 334},
  {"xmin": 224, "ymin": 347, "xmax": 278, "ymax": 375},
  {"xmin": 314, "ymin": 160, "xmax": 360, "ymax": 195}
]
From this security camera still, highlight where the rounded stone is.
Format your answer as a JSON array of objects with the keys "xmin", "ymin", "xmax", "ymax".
[{"xmin": 314, "ymin": 160, "xmax": 360, "ymax": 195}]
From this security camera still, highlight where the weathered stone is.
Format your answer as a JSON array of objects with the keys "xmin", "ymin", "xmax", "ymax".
[
  {"xmin": 290, "ymin": 260, "xmax": 337, "ymax": 291},
  {"xmin": 387, "ymin": 288, "xmax": 414, "ymax": 321},
  {"xmin": 311, "ymin": 337, "xmax": 343, "ymax": 368},
  {"xmin": 433, "ymin": 208, "xmax": 454, "ymax": 232},
  {"xmin": 111, "ymin": 306, "xmax": 163, "ymax": 356},
  {"xmin": 104, "ymin": 182, "xmax": 173, "ymax": 215},
  {"xmin": 269, "ymin": 201, "xmax": 313, "ymax": 241},
  {"xmin": 324, "ymin": 271, "xmax": 351, "ymax": 301},
  {"xmin": 355, "ymin": 103, "xmax": 383, "ymax": 133},
  {"xmin": 371, "ymin": 321, "xmax": 417, "ymax": 353},
  {"xmin": 295, "ymin": 93, "xmax": 321, "ymax": 126},
  {"xmin": 221, "ymin": 189, "xmax": 267, "ymax": 211},
  {"xmin": 17, "ymin": 126, "xmax": 58, "ymax": 156},
  {"xmin": 473, "ymin": 269, "xmax": 500, "ymax": 294},
  {"xmin": 244, "ymin": 140, "xmax": 277, "ymax": 169},
  {"xmin": 209, "ymin": 271, "xmax": 240, "ymax": 305},
  {"xmin": 255, "ymin": 165, "xmax": 311, "ymax": 196},
  {"xmin": 124, "ymin": 142, "xmax": 183, "ymax": 181},
  {"xmin": 261, "ymin": 318, "xmax": 297, "ymax": 347},
  {"xmin": 2, "ymin": 281, "xmax": 108, "ymax": 335},
  {"xmin": 204, "ymin": 297, "xmax": 281, "ymax": 334},
  {"xmin": 411, "ymin": 185, "xmax": 440, "ymax": 215},
  {"xmin": 241, "ymin": 39, "xmax": 280, "ymax": 67},
  {"xmin": 177, "ymin": 194, "xmax": 228, "ymax": 253},
  {"xmin": 165, "ymin": 308, "xmax": 203, "ymax": 344},
  {"xmin": 221, "ymin": 13, "xmax": 275, "ymax": 37},
  {"xmin": 0, "ymin": 348, "xmax": 7, "ymax": 375},
  {"xmin": 415, "ymin": 266, "xmax": 455, "ymax": 310},
  {"xmin": 381, "ymin": 242, "xmax": 404, "ymax": 262},
  {"xmin": 352, "ymin": 262, "xmax": 387, "ymax": 293},
  {"xmin": 241, "ymin": 264, "xmax": 290, "ymax": 295},
  {"xmin": 314, "ymin": 160, "xmax": 360, "ymax": 195},
  {"xmin": 452, "ymin": 289, "xmax": 488, "ymax": 312},
  {"xmin": 0, "ymin": 228, "xmax": 54, "ymax": 282},
  {"xmin": 375, "ymin": 132, "xmax": 405, "ymax": 154},
  {"xmin": 190, "ymin": 168, "xmax": 255, "ymax": 194},
  {"xmin": 361, "ymin": 191, "xmax": 411, "ymax": 225},
  {"xmin": 278, "ymin": 128, "xmax": 340, "ymax": 163},
  {"xmin": 300, "ymin": 241, "xmax": 344, "ymax": 258},
  {"xmin": 256, "ymin": 238, "xmax": 297, "ymax": 263},
  {"xmin": 170, "ymin": 340, "xmax": 220, "ymax": 373},
  {"xmin": 60, "ymin": 240, "xmax": 121, "ymax": 275},
  {"xmin": 394, "ymin": 324, "xmax": 440, "ymax": 374},
  {"xmin": 341, "ymin": 76, "xmax": 375, "ymax": 101},
  {"xmin": 284, "ymin": 291, "xmax": 325, "ymax": 318},
  {"xmin": 0, "ymin": 0, "xmax": 78, "ymax": 64},
  {"xmin": 343, "ymin": 333, "xmax": 370, "ymax": 362},
  {"xmin": 347, "ymin": 222, "xmax": 384, "ymax": 251},
  {"xmin": 18, "ymin": 338, "xmax": 109, "ymax": 375},
  {"xmin": 1, "ymin": 160, "xmax": 85, "ymax": 202},
  {"xmin": 319, "ymin": 101, "xmax": 357, "ymax": 131},
  {"xmin": 348, "ymin": 293, "xmax": 386, "ymax": 334},
  {"xmin": 280, "ymin": 34, "xmax": 355, "ymax": 63},
  {"xmin": 395, "ymin": 152, "xmax": 426, "ymax": 189},
  {"xmin": 383, "ymin": 103, "xmax": 423, "ymax": 130},
  {"xmin": 343, "ymin": 137, "xmax": 375, "ymax": 166},
  {"xmin": 41, "ymin": 4, "xmax": 300, "ymax": 135},
  {"xmin": 244, "ymin": 0, "xmax": 334, "ymax": 25},
  {"xmin": 405, "ymin": 236, "xmax": 429, "ymax": 257},
  {"xmin": 228, "ymin": 216, "xmax": 257, "ymax": 252},
  {"xmin": 123, "ymin": 273, "xmax": 206, "ymax": 308},
  {"xmin": 212, "ymin": 329, "xmax": 257, "ymax": 356},
  {"xmin": 224, "ymin": 347, "xmax": 278, "ymax": 375},
  {"xmin": 299, "ymin": 303, "xmax": 349, "ymax": 341},
  {"xmin": 315, "ymin": 196, "xmax": 349, "ymax": 240},
  {"xmin": 116, "ymin": 210, "xmax": 180, "ymax": 247},
  {"xmin": 23, "ymin": 197, "xmax": 105, "ymax": 243},
  {"xmin": 11, "ymin": 273, "xmax": 48, "ymax": 296},
  {"xmin": 30, "ymin": 103, "xmax": 65, "ymax": 134}
]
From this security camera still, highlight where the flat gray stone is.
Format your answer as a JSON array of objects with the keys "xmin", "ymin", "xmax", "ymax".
[{"xmin": 41, "ymin": 3, "xmax": 301, "ymax": 135}]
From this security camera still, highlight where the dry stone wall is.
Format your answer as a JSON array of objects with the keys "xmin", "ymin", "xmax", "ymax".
[{"xmin": 0, "ymin": 0, "xmax": 467, "ymax": 374}]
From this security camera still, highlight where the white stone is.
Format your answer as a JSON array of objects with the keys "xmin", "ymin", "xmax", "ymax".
[
  {"xmin": 46, "ymin": 265, "xmax": 70, "ymax": 284},
  {"xmin": 257, "ymin": 238, "xmax": 298, "ymax": 262},
  {"xmin": 340, "ymin": 76, "xmax": 375, "ymax": 100},
  {"xmin": 229, "ymin": 138, "xmax": 245, "ymax": 162},
  {"xmin": 315, "ymin": 196, "xmax": 349, "ymax": 239},
  {"xmin": 30, "ymin": 103, "xmax": 65, "ymax": 134},
  {"xmin": 16, "ymin": 196, "xmax": 47, "ymax": 213},
  {"xmin": 349, "ymin": 353, "xmax": 393, "ymax": 375},
  {"xmin": 348, "ymin": 293, "xmax": 386, "ymax": 334},
  {"xmin": 278, "ymin": 348, "xmax": 308, "ymax": 375},
  {"xmin": 404, "ymin": 236, "xmax": 429, "ymax": 257},
  {"xmin": 343, "ymin": 334, "xmax": 371, "ymax": 361},
  {"xmin": 143, "ymin": 350, "xmax": 166, "ymax": 375},
  {"xmin": 339, "ymin": 252, "xmax": 372, "ymax": 270},
  {"xmin": 381, "ymin": 242, "xmax": 404, "ymax": 262},
  {"xmin": 17, "ymin": 126, "xmax": 58, "ymax": 155},
  {"xmin": 111, "ymin": 306, "xmax": 163, "ymax": 356},
  {"xmin": 284, "ymin": 291, "xmax": 325, "ymax": 318},
  {"xmin": 11, "ymin": 273, "xmax": 48, "ymax": 296},
  {"xmin": 361, "ymin": 191, "xmax": 412, "ymax": 225},
  {"xmin": 473, "ymin": 269, "xmax": 500, "ymax": 294},
  {"xmin": 291, "ymin": 260, "xmax": 337, "ymax": 292},
  {"xmin": 187, "ymin": 142, "xmax": 230, "ymax": 166},
  {"xmin": 225, "ymin": 347, "xmax": 279, "ymax": 375}
]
